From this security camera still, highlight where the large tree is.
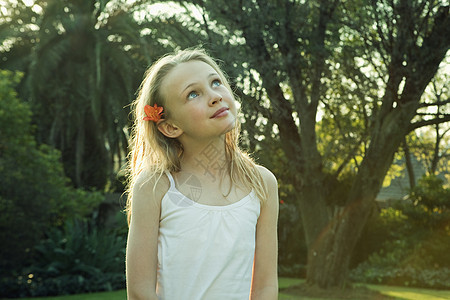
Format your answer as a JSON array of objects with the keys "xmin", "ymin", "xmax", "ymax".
[
  {"xmin": 139, "ymin": 0, "xmax": 450, "ymax": 287},
  {"xmin": 0, "ymin": 0, "xmax": 154, "ymax": 188}
]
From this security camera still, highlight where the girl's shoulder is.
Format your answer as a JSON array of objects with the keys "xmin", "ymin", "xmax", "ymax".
[
  {"xmin": 132, "ymin": 170, "xmax": 171, "ymax": 206},
  {"xmin": 254, "ymin": 165, "xmax": 279, "ymax": 208},
  {"xmin": 255, "ymin": 164, "xmax": 277, "ymax": 187}
]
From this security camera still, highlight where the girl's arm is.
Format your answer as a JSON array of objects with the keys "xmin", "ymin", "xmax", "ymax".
[
  {"xmin": 126, "ymin": 173, "xmax": 168, "ymax": 300},
  {"xmin": 251, "ymin": 166, "xmax": 279, "ymax": 300}
]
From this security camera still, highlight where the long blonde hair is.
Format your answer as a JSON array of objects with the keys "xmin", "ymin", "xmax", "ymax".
[{"xmin": 126, "ymin": 48, "xmax": 267, "ymax": 224}]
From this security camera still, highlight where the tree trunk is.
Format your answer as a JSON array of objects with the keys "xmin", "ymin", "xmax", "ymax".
[
  {"xmin": 75, "ymin": 116, "xmax": 85, "ymax": 188},
  {"xmin": 430, "ymin": 124, "xmax": 441, "ymax": 174},
  {"xmin": 305, "ymin": 118, "xmax": 405, "ymax": 287},
  {"xmin": 404, "ymin": 138, "xmax": 416, "ymax": 189},
  {"xmin": 306, "ymin": 200, "xmax": 373, "ymax": 288}
]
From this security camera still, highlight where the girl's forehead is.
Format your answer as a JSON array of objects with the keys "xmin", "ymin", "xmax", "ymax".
[
  {"xmin": 165, "ymin": 61, "xmax": 217, "ymax": 87},
  {"xmin": 160, "ymin": 60, "xmax": 219, "ymax": 100}
]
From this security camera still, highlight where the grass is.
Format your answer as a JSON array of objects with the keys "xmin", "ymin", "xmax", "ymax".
[
  {"xmin": 278, "ymin": 278, "xmax": 450, "ymax": 300},
  {"xmin": 362, "ymin": 283, "xmax": 450, "ymax": 300},
  {"xmin": 1, "ymin": 290, "xmax": 127, "ymax": 300},
  {"xmin": 4, "ymin": 278, "xmax": 450, "ymax": 300}
]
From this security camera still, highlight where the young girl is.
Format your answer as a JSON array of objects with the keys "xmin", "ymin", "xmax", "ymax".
[{"xmin": 125, "ymin": 48, "xmax": 279, "ymax": 300}]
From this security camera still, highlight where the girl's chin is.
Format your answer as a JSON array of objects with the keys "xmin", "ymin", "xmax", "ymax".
[{"xmin": 220, "ymin": 119, "xmax": 237, "ymax": 135}]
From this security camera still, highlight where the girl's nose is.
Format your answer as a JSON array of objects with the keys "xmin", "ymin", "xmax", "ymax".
[{"xmin": 209, "ymin": 91, "xmax": 222, "ymax": 106}]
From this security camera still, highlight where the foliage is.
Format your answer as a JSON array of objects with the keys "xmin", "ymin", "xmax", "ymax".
[
  {"xmin": 277, "ymin": 200, "xmax": 307, "ymax": 278},
  {"xmin": 351, "ymin": 206, "xmax": 406, "ymax": 269},
  {"xmin": 0, "ymin": 69, "xmax": 103, "ymax": 279},
  {"xmin": 0, "ymin": 0, "xmax": 156, "ymax": 189},
  {"xmin": 405, "ymin": 175, "xmax": 450, "ymax": 227},
  {"xmin": 350, "ymin": 176, "xmax": 450, "ymax": 289},
  {"xmin": 406, "ymin": 56, "xmax": 450, "ymax": 176},
  {"xmin": 0, "ymin": 219, "xmax": 126, "ymax": 298},
  {"xmin": 351, "ymin": 256, "xmax": 450, "ymax": 289},
  {"xmin": 407, "ymin": 128, "xmax": 450, "ymax": 179},
  {"xmin": 351, "ymin": 234, "xmax": 450, "ymax": 288}
]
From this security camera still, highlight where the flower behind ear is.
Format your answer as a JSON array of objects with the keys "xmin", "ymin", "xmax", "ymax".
[{"xmin": 143, "ymin": 104, "xmax": 164, "ymax": 122}]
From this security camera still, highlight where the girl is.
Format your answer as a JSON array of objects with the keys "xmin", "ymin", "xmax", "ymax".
[{"xmin": 125, "ymin": 48, "xmax": 279, "ymax": 300}]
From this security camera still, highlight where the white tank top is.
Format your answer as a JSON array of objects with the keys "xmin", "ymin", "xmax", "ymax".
[{"xmin": 156, "ymin": 172, "xmax": 261, "ymax": 300}]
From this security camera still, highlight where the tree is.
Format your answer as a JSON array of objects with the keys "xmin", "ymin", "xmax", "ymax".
[
  {"xmin": 0, "ymin": 0, "xmax": 150, "ymax": 189},
  {"xmin": 138, "ymin": 0, "xmax": 450, "ymax": 287},
  {"xmin": 0, "ymin": 69, "xmax": 102, "ymax": 278}
]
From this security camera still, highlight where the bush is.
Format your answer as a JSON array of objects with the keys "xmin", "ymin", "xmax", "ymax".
[
  {"xmin": 0, "ymin": 219, "xmax": 126, "ymax": 297},
  {"xmin": 350, "ymin": 175, "xmax": 450, "ymax": 289},
  {"xmin": 402, "ymin": 174, "xmax": 450, "ymax": 230},
  {"xmin": 277, "ymin": 201, "xmax": 308, "ymax": 276},
  {"xmin": 351, "ymin": 218, "xmax": 450, "ymax": 288},
  {"xmin": 350, "ymin": 233, "xmax": 448, "ymax": 288},
  {"xmin": 351, "ymin": 205, "xmax": 409, "ymax": 269},
  {"xmin": 350, "ymin": 264, "xmax": 450, "ymax": 289},
  {"xmin": 0, "ymin": 69, "xmax": 103, "ymax": 282}
]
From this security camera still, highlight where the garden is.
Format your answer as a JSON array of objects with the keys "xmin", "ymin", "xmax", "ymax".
[{"xmin": 1, "ymin": 0, "xmax": 449, "ymax": 299}]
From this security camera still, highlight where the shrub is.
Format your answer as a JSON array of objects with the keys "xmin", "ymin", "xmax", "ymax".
[
  {"xmin": 0, "ymin": 219, "xmax": 126, "ymax": 297},
  {"xmin": 401, "ymin": 174, "xmax": 450, "ymax": 231},
  {"xmin": 351, "ymin": 205, "xmax": 409, "ymax": 268},
  {"xmin": 277, "ymin": 201, "xmax": 307, "ymax": 276},
  {"xmin": 350, "ymin": 212, "xmax": 450, "ymax": 289},
  {"xmin": 350, "ymin": 264, "xmax": 450, "ymax": 289},
  {"xmin": 0, "ymin": 69, "xmax": 103, "ymax": 287},
  {"xmin": 350, "ymin": 175, "xmax": 450, "ymax": 289}
]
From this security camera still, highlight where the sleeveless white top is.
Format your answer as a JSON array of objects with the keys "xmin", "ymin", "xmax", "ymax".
[{"xmin": 156, "ymin": 172, "xmax": 261, "ymax": 300}]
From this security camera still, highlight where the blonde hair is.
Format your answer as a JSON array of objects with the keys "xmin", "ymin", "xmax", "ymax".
[{"xmin": 126, "ymin": 48, "xmax": 267, "ymax": 224}]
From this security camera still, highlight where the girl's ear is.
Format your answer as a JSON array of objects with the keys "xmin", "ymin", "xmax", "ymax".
[{"xmin": 157, "ymin": 120, "xmax": 183, "ymax": 138}]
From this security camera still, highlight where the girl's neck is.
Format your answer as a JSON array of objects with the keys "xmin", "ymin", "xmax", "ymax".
[{"xmin": 179, "ymin": 136, "xmax": 228, "ymax": 182}]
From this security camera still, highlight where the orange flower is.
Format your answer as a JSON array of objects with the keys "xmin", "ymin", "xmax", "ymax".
[{"xmin": 143, "ymin": 104, "xmax": 164, "ymax": 122}]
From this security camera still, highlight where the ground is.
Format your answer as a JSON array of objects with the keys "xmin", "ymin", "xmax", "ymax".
[{"xmin": 280, "ymin": 283, "xmax": 397, "ymax": 300}]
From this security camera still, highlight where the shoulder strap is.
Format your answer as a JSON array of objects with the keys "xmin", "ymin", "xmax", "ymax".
[{"xmin": 165, "ymin": 171, "xmax": 175, "ymax": 189}]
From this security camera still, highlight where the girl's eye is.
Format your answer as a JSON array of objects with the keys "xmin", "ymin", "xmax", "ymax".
[
  {"xmin": 212, "ymin": 79, "xmax": 221, "ymax": 87},
  {"xmin": 188, "ymin": 91, "xmax": 199, "ymax": 99}
]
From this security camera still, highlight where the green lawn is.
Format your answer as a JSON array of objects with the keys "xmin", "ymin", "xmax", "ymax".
[
  {"xmin": 362, "ymin": 283, "xmax": 450, "ymax": 300},
  {"xmin": 5, "ymin": 278, "xmax": 450, "ymax": 300},
  {"xmin": 278, "ymin": 278, "xmax": 450, "ymax": 300},
  {"xmin": 1, "ymin": 290, "xmax": 127, "ymax": 300}
]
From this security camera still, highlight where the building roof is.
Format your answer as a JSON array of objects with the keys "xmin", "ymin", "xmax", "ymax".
[{"xmin": 376, "ymin": 155, "xmax": 427, "ymax": 201}]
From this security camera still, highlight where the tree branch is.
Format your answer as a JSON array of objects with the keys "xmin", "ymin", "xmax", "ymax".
[
  {"xmin": 197, "ymin": 1, "xmax": 212, "ymax": 45},
  {"xmin": 419, "ymin": 98, "xmax": 450, "ymax": 108},
  {"xmin": 238, "ymin": 9, "xmax": 303, "ymax": 161},
  {"xmin": 233, "ymin": 86, "xmax": 271, "ymax": 120},
  {"xmin": 333, "ymin": 138, "xmax": 364, "ymax": 179},
  {"xmin": 416, "ymin": 112, "xmax": 450, "ymax": 117},
  {"xmin": 409, "ymin": 115, "xmax": 450, "ymax": 132}
]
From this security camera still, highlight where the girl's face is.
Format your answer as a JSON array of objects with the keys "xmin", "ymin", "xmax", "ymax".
[{"xmin": 160, "ymin": 60, "xmax": 237, "ymax": 141}]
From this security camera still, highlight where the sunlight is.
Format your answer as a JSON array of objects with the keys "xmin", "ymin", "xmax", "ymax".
[
  {"xmin": 132, "ymin": 1, "xmax": 203, "ymax": 23},
  {"xmin": 22, "ymin": 0, "xmax": 33, "ymax": 6}
]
